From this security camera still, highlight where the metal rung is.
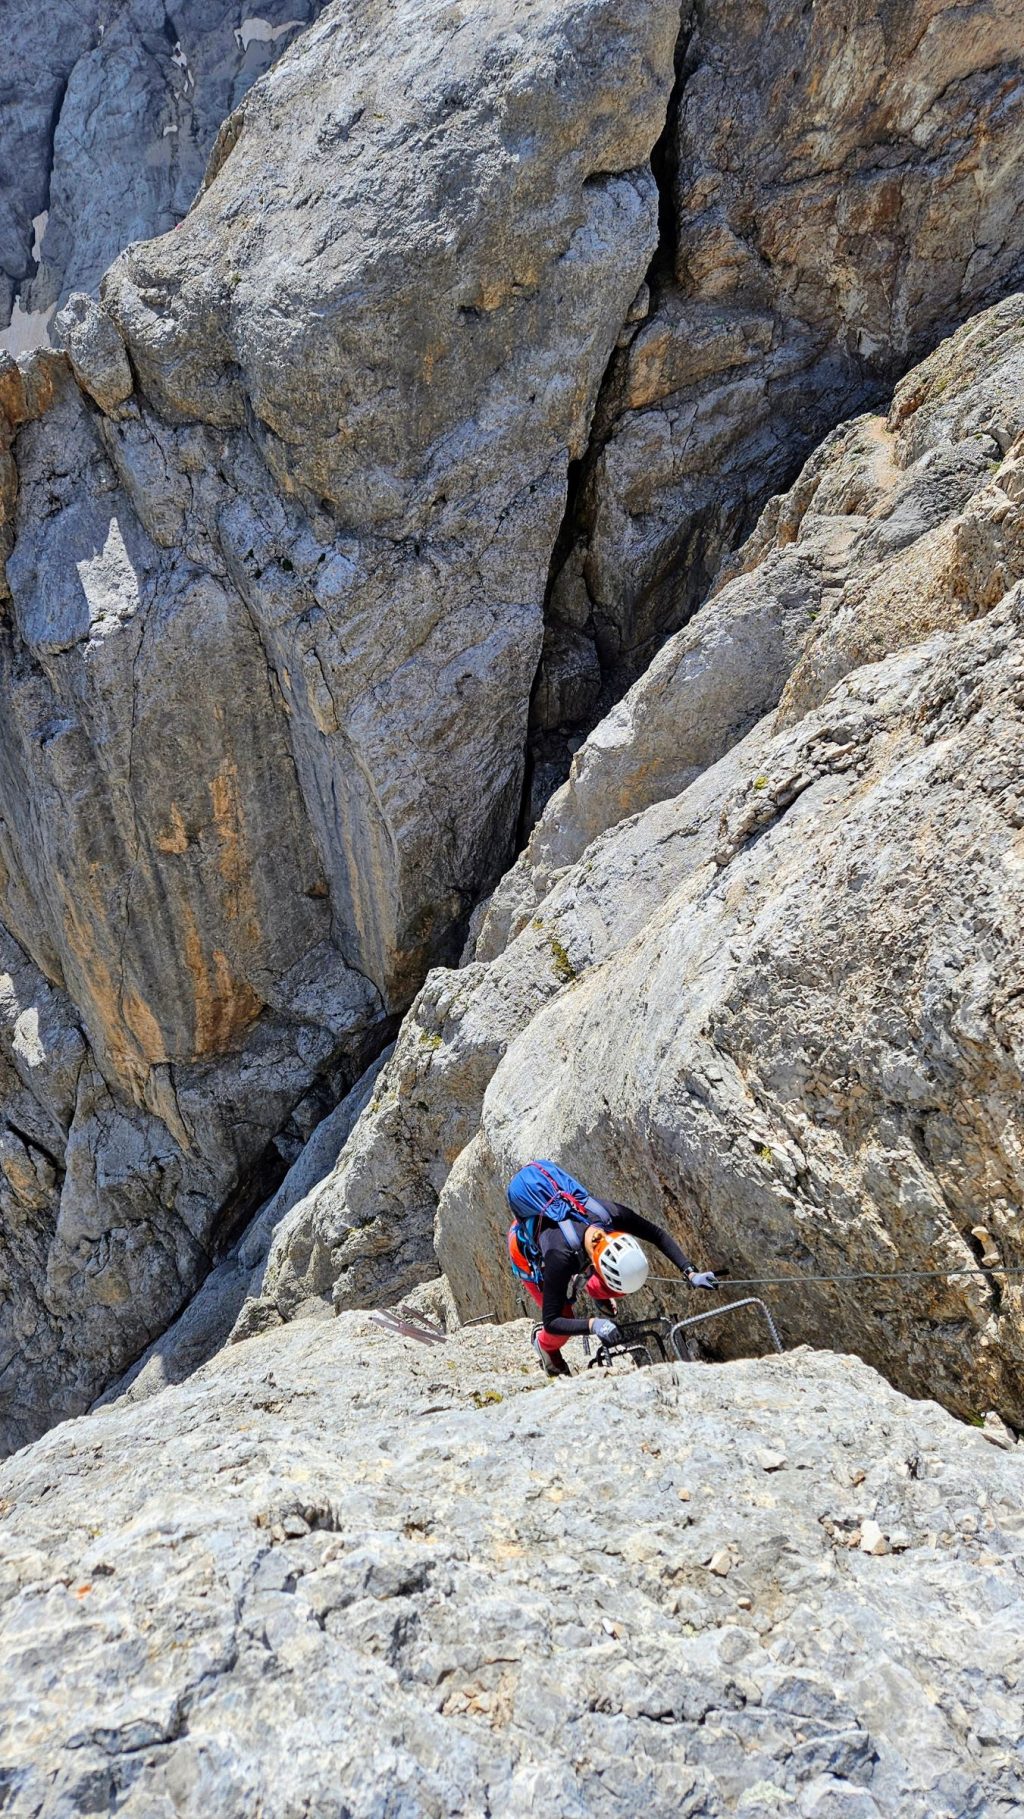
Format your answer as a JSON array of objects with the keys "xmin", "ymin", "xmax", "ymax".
[
  {"xmin": 588, "ymin": 1317, "xmax": 673, "ymax": 1371},
  {"xmin": 669, "ymin": 1297, "xmax": 784, "ymax": 1358},
  {"xmin": 369, "ymin": 1310, "xmax": 448, "ymax": 1347}
]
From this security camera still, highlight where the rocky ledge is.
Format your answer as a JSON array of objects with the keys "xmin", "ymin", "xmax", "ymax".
[{"xmin": 1, "ymin": 1322, "xmax": 1021, "ymax": 1818}]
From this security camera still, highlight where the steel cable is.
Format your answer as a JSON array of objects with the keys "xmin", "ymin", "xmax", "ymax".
[{"xmin": 648, "ymin": 1263, "xmax": 1024, "ymax": 1289}]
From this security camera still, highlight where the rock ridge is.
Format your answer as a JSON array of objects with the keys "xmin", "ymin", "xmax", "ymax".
[{"xmin": 235, "ymin": 295, "xmax": 1024, "ymax": 1428}]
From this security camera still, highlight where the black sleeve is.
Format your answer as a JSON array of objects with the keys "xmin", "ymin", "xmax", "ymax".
[
  {"xmin": 600, "ymin": 1201, "xmax": 694, "ymax": 1276},
  {"xmin": 539, "ymin": 1228, "xmax": 591, "ymax": 1337}
]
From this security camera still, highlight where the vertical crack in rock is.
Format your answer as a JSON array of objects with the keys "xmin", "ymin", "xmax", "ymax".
[
  {"xmin": 532, "ymin": 0, "xmax": 1024, "ymax": 709},
  {"xmin": 522, "ymin": 5, "xmax": 697, "ymax": 834}
]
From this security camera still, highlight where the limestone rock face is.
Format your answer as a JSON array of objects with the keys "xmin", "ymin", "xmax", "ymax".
[
  {"xmin": 0, "ymin": 0, "xmax": 679, "ymax": 1451},
  {"xmin": 0, "ymin": 1328, "xmax": 1021, "ymax": 1817},
  {"xmin": 442, "ymin": 594, "xmax": 1024, "ymax": 1423},
  {"xmin": 235, "ymin": 718, "xmax": 777, "ymax": 1338},
  {"xmin": 494, "ymin": 293, "xmax": 1024, "ymax": 935},
  {"xmin": 266, "ymin": 299, "xmax": 1024, "ymax": 1426},
  {"xmin": 0, "ymin": 1, "xmax": 328, "ymax": 351},
  {"xmin": 555, "ymin": 0, "xmax": 1024, "ymax": 690}
]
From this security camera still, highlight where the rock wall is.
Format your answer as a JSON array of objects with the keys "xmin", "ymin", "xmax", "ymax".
[
  {"xmin": 0, "ymin": 0, "xmax": 680, "ymax": 1452},
  {"xmin": 252, "ymin": 298, "xmax": 1024, "ymax": 1426},
  {"xmin": 538, "ymin": 0, "xmax": 1024, "ymax": 723},
  {"xmin": 5, "ymin": 0, "xmax": 1024, "ymax": 1452},
  {"xmin": 0, "ymin": 0, "xmax": 328, "ymax": 353},
  {"xmin": 1, "ymin": 1322, "xmax": 1021, "ymax": 1816}
]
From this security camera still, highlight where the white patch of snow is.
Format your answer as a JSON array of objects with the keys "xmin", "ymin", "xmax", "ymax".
[
  {"xmin": 0, "ymin": 210, "xmax": 54, "ymax": 356},
  {"xmin": 0, "ymin": 300, "xmax": 55, "ymax": 358},
  {"xmin": 235, "ymin": 16, "xmax": 303, "ymax": 53},
  {"xmin": 31, "ymin": 211, "xmax": 48, "ymax": 264},
  {"xmin": 75, "ymin": 517, "xmax": 142, "ymax": 638},
  {"xmin": 13, "ymin": 1008, "xmax": 46, "ymax": 1070}
]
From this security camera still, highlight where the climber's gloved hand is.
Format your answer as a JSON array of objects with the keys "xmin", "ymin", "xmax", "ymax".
[
  {"xmin": 590, "ymin": 1317, "xmax": 621, "ymax": 1344},
  {"xmin": 688, "ymin": 1270, "xmax": 718, "ymax": 1291}
]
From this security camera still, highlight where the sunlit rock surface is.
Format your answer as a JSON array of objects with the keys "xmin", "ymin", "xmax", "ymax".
[
  {"xmin": 0, "ymin": 0, "xmax": 328, "ymax": 352},
  {"xmin": 258, "ymin": 300, "xmax": 1024, "ymax": 1426},
  {"xmin": 0, "ymin": 1325, "xmax": 1021, "ymax": 1817}
]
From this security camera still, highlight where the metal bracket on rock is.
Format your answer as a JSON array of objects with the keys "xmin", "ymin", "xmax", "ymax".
[
  {"xmin": 369, "ymin": 1305, "xmax": 448, "ymax": 1347},
  {"xmin": 588, "ymin": 1318, "xmax": 676, "ymax": 1371},
  {"xmin": 669, "ymin": 1296, "xmax": 785, "ymax": 1357},
  {"xmin": 589, "ymin": 1298, "xmax": 786, "ymax": 1370}
]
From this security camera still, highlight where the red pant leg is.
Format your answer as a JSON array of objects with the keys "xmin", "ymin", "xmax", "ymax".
[
  {"xmin": 585, "ymin": 1272, "xmax": 624, "ymax": 1304},
  {"xmin": 523, "ymin": 1279, "xmax": 573, "ymax": 1353}
]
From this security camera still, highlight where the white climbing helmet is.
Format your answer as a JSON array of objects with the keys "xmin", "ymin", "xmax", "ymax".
[{"xmin": 592, "ymin": 1229, "xmax": 649, "ymax": 1295}]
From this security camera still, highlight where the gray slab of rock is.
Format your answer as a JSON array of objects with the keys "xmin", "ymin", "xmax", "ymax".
[
  {"xmin": 439, "ymin": 586, "xmax": 1024, "ymax": 1425},
  {"xmin": 0, "ymin": 3, "xmax": 102, "ymax": 335},
  {"xmin": 0, "ymin": 1334, "xmax": 1021, "ymax": 1817}
]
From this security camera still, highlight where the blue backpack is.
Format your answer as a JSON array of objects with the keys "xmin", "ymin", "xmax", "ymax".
[{"xmin": 506, "ymin": 1160, "xmax": 595, "ymax": 1287}]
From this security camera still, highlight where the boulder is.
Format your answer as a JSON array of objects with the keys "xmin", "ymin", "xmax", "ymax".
[{"xmin": 53, "ymin": 294, "xmax": 134, "ymax": 415}]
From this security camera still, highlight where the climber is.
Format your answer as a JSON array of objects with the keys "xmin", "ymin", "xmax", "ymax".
[{"xmin": 506, "ymin": 1159, "xmax": 717, "ymax": 1377}]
